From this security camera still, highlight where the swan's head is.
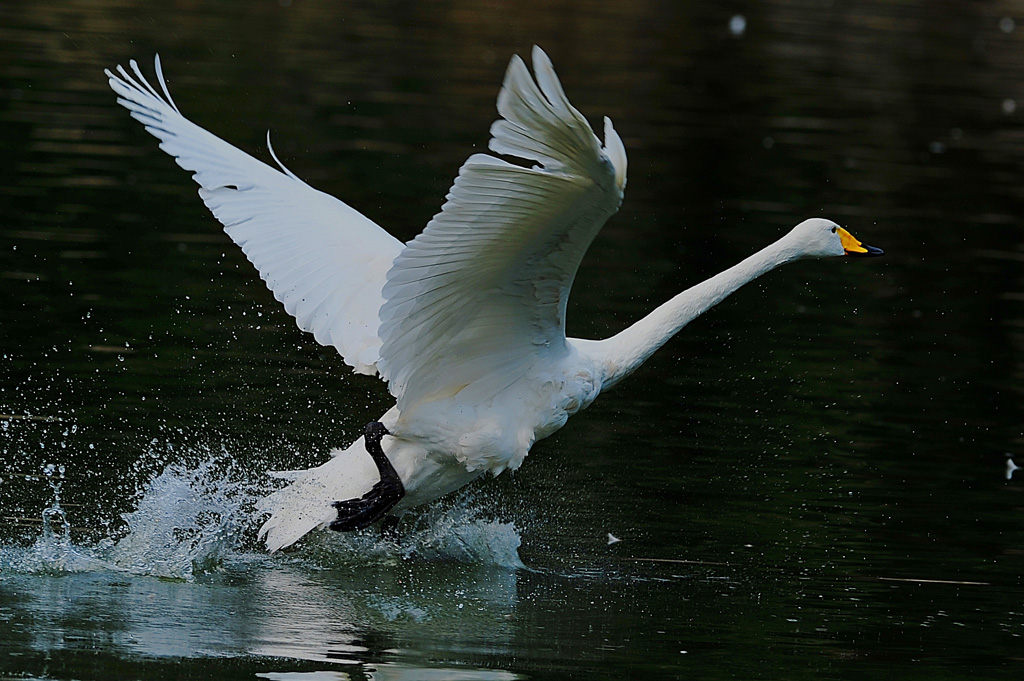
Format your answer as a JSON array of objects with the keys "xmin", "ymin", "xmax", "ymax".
[{"xmin": 786, "ymin": 218, "xmax": 884, "ymax": 259}]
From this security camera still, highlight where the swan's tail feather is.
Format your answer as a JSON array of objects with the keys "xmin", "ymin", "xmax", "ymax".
[
  {"xmin": 256, "ymin": 488, "xmax": 336, "ymax": 554},
  {"xmin": 256, "ymin": 436, "xmax": 378, "ymax": 553}
]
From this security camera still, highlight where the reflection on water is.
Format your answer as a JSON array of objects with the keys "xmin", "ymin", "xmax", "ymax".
[
  {"xmin": 1, "ymin": 462, "xmax": 525, "ymax": 677},
  {"xmin": 1, "ymin": 564, "xmax": 522, "ymax": 678},
  {"xmin": 4, "ymin": 0, "xmax": 1024, "ymax": 678}
]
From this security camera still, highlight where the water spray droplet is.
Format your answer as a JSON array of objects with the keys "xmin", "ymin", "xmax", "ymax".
[{"xmin": 729, "ymin": 14, "xmax": 747, "ymax": 36}]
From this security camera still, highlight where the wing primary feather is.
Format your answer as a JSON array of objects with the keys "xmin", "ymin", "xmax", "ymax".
[
  {"xmin": 266, "ymin": 130, "xmax": 302, "ymax": 181},
  {"xmin": 152, "ymin": 54, "xmax": 182, "ymax": 114},
  {"xmin": 128, "ymin": 59, "xmax": 166, "ymax": 103}
]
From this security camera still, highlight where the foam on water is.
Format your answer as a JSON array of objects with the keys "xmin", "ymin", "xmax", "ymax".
[
  {"xmin": 1, "ymin": 448, "xmax": 526, "ymax": 579},
  {"xmin": 297, "ymin": 496, "xmax": 528, "ymax": 570}
]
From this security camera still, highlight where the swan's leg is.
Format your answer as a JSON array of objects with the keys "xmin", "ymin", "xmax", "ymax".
[{"xmin": 329, "ymin": 422, "xmax": 405, "ymax": 532}]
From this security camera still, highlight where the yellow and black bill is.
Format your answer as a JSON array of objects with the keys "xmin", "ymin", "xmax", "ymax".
[{"xmin": 838, "ymin": 227, "xmax": 884, "ymax": 257}]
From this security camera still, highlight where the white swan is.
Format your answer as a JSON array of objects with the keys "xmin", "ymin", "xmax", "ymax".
[{"xmin": 106, "ymin": 47, "xmax": 882, "ymax": 552}]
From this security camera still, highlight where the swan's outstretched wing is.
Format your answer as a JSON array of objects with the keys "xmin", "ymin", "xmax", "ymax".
[
  {"xmin": 106, "ymin": 58, "xmax": 402, "ymax": 375},
  {"xmin": 378, "ymin": 47, "xmax": 628, "ymax": 410}
]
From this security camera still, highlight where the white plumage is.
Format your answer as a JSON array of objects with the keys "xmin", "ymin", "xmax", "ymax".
[{"xmin": 106, "ymin": 47, "xmax": 880, "ymax": 553}]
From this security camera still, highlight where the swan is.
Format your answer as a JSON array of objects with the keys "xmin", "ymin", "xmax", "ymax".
[{"xmin": 105, "ymin": 47, "xmax": 882, "ymax": 552}]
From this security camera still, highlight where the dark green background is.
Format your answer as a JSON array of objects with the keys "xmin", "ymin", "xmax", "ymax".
[{"xmin": 2, "ymin": 0, "xmax": 1023, "ymax": 678}]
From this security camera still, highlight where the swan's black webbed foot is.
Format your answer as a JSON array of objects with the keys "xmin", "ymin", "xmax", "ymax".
[{"xmin": 329, "ymin": 422, "xmax": 405, "ymax": 532}]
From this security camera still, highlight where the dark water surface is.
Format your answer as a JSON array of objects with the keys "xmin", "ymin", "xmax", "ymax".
[{"xmin": 3, "ymin": 0, "xmax": 1024, "ymax": 679}]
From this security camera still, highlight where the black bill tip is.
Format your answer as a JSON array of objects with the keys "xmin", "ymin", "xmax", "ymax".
[{"xmin": 847, "ymin": 243, "xmax": 884, "ymax": 257}]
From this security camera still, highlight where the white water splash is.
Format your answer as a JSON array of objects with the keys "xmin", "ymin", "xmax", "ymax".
[
  {"xmin": 104, "ymin": 457, "xmax": 255, "ymax": 578},
  {"xmin": 402, "ymin": 502, "xmax": 527, "ymax": 568},
  {"xmin": 2, "ymin": 451, "xmax": 527, "ymax": 578},
  {"xmin": 1, "ymin": 463, "xmax": 113, "ymax": 574},
  {"xmin": 287, "ymin": 494, "xmax": 527, "ymax": 570},
  {"xmin": 0, "ymin": 454, "xmax": 259, "ymax": 580}
]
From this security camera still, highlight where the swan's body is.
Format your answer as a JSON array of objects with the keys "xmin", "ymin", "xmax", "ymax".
[{"xmin": 106, "ymin": 48, "xmax": 881, "ymax": 552}]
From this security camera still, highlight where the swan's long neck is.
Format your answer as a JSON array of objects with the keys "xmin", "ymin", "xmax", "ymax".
[{"xmin": 578, "ymin": 236, "xmax": 804, "ymax": 390}]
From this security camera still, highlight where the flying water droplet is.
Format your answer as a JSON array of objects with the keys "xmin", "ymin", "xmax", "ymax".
[{"xmin": 729, "ymin": 14, "xmax": 747, "ymax": 36}]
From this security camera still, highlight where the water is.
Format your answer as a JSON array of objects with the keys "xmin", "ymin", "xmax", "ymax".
[{"xmin": 3, "ymin": 0, "xmax": 1024, "ymax": 678}]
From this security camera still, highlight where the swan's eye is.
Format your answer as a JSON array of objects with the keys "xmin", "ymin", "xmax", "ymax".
[{"xmin": 830, "ymin": 226, "xmax": 837, "ymax": 233}]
